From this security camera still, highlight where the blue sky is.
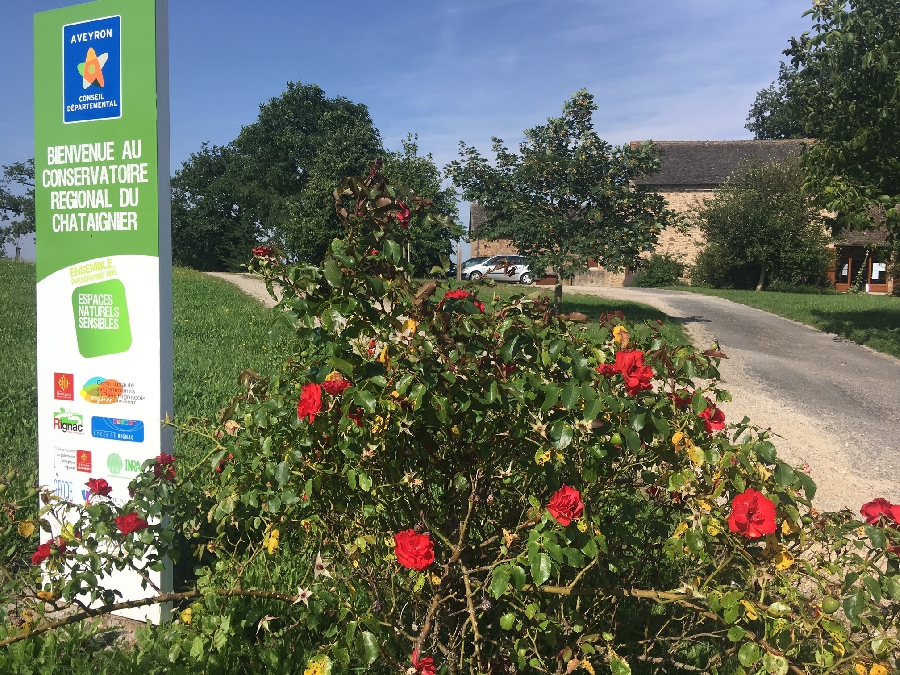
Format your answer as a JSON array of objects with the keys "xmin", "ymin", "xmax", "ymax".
[{"xmin": 4, "ymin": 0, "xmax": 813, "ymax": 259}]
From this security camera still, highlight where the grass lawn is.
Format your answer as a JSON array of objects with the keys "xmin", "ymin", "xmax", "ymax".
[
  {"xmin": 0, "ymin": 261, "xmax": 283, "ymax": 474},
  {"xmin": 669, "ymin": 286, "xmax": 900, "ymax": 358},
  {"xmin": 471, "ymin": 281, "xmax": 691, "ymax": 347}
]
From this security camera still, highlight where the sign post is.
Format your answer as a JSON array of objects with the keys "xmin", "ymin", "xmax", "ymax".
[{"xmin": 34, "ymin": 0, "xmax": 172, "ymax": 622}]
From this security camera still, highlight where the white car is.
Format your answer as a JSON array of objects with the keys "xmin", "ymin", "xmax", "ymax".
[{"xmin": 463, "ymin": 255, "xmax": 534, "ymax": 284}]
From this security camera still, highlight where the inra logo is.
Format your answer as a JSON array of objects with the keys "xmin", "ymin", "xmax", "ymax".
[
  {"xmin": 54, "ymin": 373, "xmax": 74, "ymax": 401},
  {"xmin": 53, "ymin": 408, "xmax": 84, "ymax": 434},
  {"xmin": 106, "ymin": 452, "xmax": 141, "ymax": 476},
  {"xmin": 63, "ymin": 15, "xmax": 121, "ymax": 124}
]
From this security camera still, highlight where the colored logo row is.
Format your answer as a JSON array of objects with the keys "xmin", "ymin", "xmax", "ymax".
[
  {"xmin": 54, "ymin": 372, "xmax": 144, "ymax": 405},
  {"xmin": 53, "ymin": 448, "xmax": 142, "ymax": 477},
  {"xmin": 53, "ymin": 408, "xmax": 144, "ymax": 443}
]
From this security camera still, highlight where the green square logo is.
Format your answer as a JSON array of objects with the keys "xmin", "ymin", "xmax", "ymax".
[{"xmin": 71, "ymin": 279, "xmax": 132, "ymax": 358}]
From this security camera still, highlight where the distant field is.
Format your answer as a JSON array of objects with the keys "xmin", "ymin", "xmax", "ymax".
[
  {"xmin": 670, "ymin": 286, "xmax": 900, "ymax": 358},
  {"xmin": 0, "ymin": 261, "xmax": 283, "ymax": 474}
]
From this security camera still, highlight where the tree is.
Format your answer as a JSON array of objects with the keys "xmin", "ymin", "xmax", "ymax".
[
  {"xmin": 744, "ymin": 63, "xmax": 809, "ymax": 140},
  {"xmin": 381, "ymin": 134, "xmax": 463, "ymax": 274},
  {"xmin": 691, "ymin": 159, "xmax": 832, "ymax": 290},
  {"xmin": 447, "ymin": 90, "xmax": 670, "ymax": 308},
  {"xmin": 171, "ymin": 144, "xmax": 260, "ymax": 271},
  {"xmin": 0, "ymin": 159, "xmax": 35, "ymax": 258},
  {"xmin": 747, "ymin": 0, "xmax": 900, "ymax": 236},
  {"xmin": 172, "ymin": 82, "xmax": 382, "ymax": 269}
]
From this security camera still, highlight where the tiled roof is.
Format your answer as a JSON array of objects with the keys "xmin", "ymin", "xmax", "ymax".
[
  {"xmin": 833, "ymin": 228, "xmax": 890, "ymax": 246},
  {"xmin": 631, "ymin": 140, "xmax": 811, "ymax": 188}
]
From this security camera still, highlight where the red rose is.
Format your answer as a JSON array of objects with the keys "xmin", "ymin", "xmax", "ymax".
[
  {"xmin": 115, "ymin": 512, "xmax": 149, "ymax": 535},
  {"xmin": 860, "ymin": 498, "xmax": 900, "ymax": 525},
  {"xmin": 437, "ymin": 289, "xmax": 484, "ymax": 313},
  {"xmin": 154, "ymin": 453, "xmax": 176, "ymax": 480},
  {"xmin": 323, "ymin": 378, "xmax": 351, "ymax": 397},
  {"xmin": 396, "ymin": 200, "xmax": 411, "ymax": 228},
  {"xmin": 394, "ymin": 529, "xmax": 435, "ymax": 570},
  {"xmin": 614, "ymin": 349, "xmax": 654, "ymax": 396},
  {"xmin": 54, "ymin": 537, "xmax": 68, "ymax": 555},
  {"xmin": 31, "ymin": 542, "xmax": 52, "ymax": 565},
  {"xmin": 412, "ymin": 650, "xmax": 436, "ymax": 675},
  {"xmin": 297, "ymin": 383, "xmax": 323, "ymax": 423},
  {"xmin": 727, "ymin": 488, "xmax": 777, "ymax": 538},
  {"xmin": 252, "ymin": 245, "xmax": 274, "ymax": 258},
  {"xmin": 596, "ymin": 363, "xmax": 617, "ymax": 376},
  {"xmin": 85, "ymin": 477, "xmax": 112, "ymax": 497},
  {"xmin": 699, "ymin": 400, "xmax": 726, "ymax": 433},
  {"xmin": 346, "ymin": 408, "xmax": 364, "ymax": 427},
  {"xmin": 547, "ymin": 485, "xmax": 584, "ymax": 526}
]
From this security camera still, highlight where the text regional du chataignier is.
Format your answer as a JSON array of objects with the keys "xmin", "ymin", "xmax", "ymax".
[{"xmin": 43, "ymin": 139, "xmax": 148, "ymax": 234}]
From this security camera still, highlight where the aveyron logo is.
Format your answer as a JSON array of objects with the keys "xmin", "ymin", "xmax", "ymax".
[{"xmin": 63, "ymin": 15, "xmax": 121, "ymax": 123}]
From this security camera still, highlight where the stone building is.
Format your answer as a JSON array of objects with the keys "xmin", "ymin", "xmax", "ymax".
[{"xmin": 468, "ymin": 139, "xmax": 810, "ymax": 287}]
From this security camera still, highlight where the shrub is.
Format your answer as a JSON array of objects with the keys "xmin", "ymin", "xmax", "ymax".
[
  {"xmin": 691, "ymin": 159, "xmax": 833, "ymax": 290},
  {"xmin": 632, "ymin": 253, "xmax": 685, "ymax": 287},
  {"xmin": 2, "ymin": 166, "xmax": 898, "ymax": 674}
]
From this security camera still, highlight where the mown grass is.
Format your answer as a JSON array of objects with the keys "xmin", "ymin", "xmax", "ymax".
[
  {"xmin": 670, "ymin": 286, "xmax": 900, "ymax": 358},
  {"xmin": 470, "ymin": 281, "xmax": 691, "ymax": 346},
  {"xmin": 0, "ymin": 261, "xmax": 283, "ymax": 475}
]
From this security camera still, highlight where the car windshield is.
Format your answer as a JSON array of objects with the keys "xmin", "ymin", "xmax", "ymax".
[{"xmin": 462, "ymin": 257, "xmax": 487, "ymax": 268}]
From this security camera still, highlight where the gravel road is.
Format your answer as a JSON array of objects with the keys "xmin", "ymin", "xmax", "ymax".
[
  {"xmin": 209, "ymin": 272, "xmax": 900, "ymax": 513},
  {"xmin": 570, "ymin": 286, "xmax": 900, "ymax": 513}
]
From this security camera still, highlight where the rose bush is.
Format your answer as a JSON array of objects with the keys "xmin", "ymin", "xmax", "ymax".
[{"xmin": 0, "ymin": 164, "xmax": 897, "ymax": 675}]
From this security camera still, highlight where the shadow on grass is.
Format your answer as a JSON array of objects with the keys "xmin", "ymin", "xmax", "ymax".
[{"xmin": 807, "ymin": 306, "xmax": 900, "ymax": 359}]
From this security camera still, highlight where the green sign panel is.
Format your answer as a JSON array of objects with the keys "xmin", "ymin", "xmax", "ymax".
[{"xmin": 34, "ymin": 0, "xmax": 173, "ymax": 624}]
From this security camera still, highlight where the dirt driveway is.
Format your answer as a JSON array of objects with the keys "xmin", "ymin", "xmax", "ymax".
[
  {"xmin": 570, "ymin": 286, "xmax": 900, "ymax": 513},
  {"xmin": 209, "ymin": 272, "xmax": 899, "ymax": 513}
]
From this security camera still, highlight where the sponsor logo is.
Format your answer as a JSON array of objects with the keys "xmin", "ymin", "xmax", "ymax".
[
  {"xmin": 106, "ymin": 452, "xmax": 142, "ymax": 476},
  {"xmin": 53, "ymin": 408, "xmax": 84, "ymax": 434},
  {"xmin": 81, "ymin": 489, "xmax": 90, "ymax": 502},
  {"xmin": 79, "ymin": 377, "xmax": 144, "ymax": 404},
  {"xmin": 76, "ymin": 449, "xmax": 92, "ymax": 472},
  {"xmin": 63, "ymin": 16, "xmax": 121, "ymax": 123},
  {"xmin": 53, "ymin": 447, "xmax": 77, "ymax": 472},
  {"xmin": 54, "ymin": 373, "xmax": 74, "ymax": 400},
  {"xmin": 91, "ymin": 416, "xmax": 144, "ymax": 443},
  {"xmin": 53, "ymin": 479, "xmax": 73, "ymax": 501}
]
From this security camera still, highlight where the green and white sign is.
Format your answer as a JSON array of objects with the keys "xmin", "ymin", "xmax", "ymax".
[{"xmin": 34, "ymin": 0, "xmax": 172, "ymax": 623}]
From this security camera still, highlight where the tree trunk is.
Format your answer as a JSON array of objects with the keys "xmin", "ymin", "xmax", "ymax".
[
  {"xmin": 554, "ymin": 270, "xmax": 563, "ymax": 313},
  {"xmin": 755, "ymin": 266, "xmax": 766, "ymax": 291}
]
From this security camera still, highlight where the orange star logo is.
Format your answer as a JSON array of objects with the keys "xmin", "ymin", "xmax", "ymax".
[{"xmin": 77, "ymin": 47, "xmax": 108, "ymax": 88}]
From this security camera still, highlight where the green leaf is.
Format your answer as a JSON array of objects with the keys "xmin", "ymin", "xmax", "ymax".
[
  {"xmin": 500, "ymin": 335, "xmax": 519, "ymax": 362},
  {"xmin": 865, "ymin": 525, "xmax": 886, "ymax": 549},
  {"xmin": 509, "ymin": 565, "xmax": 526, "ymax": 590},
  {"xmin": 763, "ymin": 652, "xmax": 788, "ymax": 675},
  {"xmin": 353, "ymin": 389, "xmax": 377, "ymax": 414},
  {"xmin": 355, "ymin": 631, "xmax": 379, "ymax": 665},
  {"xmin": 549, "ymin": 421, "xmax": 573, "ymax": 450},
  {"xmin": 610, "ymin": 655, "xmax": 631, "ymax": 675},
  {"xmin": 500, "ymin": 612, "xmax": 516, "ymax": 630},
  {"xmin": 796, "ymin": 471, "xmax": 817, "ymax": 500},
  {"xmin": 843, "ymin": 591, "xmax": 862, "ymax": 628},
  {"xmin": 738, "ymin": 643, "xmax": 761, "ymax": 667},
  {"xmin": 189, "ymin": 636, "xmax": 205, "ymax": 660},
  {"xmin": 620, "ymin": 428, "xmax": 640, "ymax": 453},
  {"xmin": 358, "ymin": 472, "xmax": 372, "ymax": 492},
  {"xmin": 274, "ymin": 461, "xmax": 289, "ymax": 487},
  {"xmin": 323, "ymin": 258, "xmax": 342, "ymax": 287},
  {"xmin": 774, "ymin": 462, "xmax": 795, "ymax": 487},
  {"xmin": 531, "ymin": 553, "xmax": 552, "ymax": 586},
  {"xmin": 691, "ymin": 391, "xmax": 708, "ymax": 414},
  {"xmin": 326, "ymin": 358, "xmax": 354, "ymax": 376},
  {"xmin": 490, "ymin": 567, "xmax": 511, "ymax": 599},
  {"xmin": 384, "ymin": 239, "xmax": 401, "ymax": 263},
  {"xmin": 863, "ymin": 575, "xmax": 882, "ymax": 604},
  {"xmin": 727, "ymin": 626, "xmax": 746, "ymax": 642},
  {"xmin": 560, "ymin": 384, "xmax": 579, "ymax": 411},
  {"xmin": 755, "ymin": 441, "xmax": 777, "ymax": 463}
]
